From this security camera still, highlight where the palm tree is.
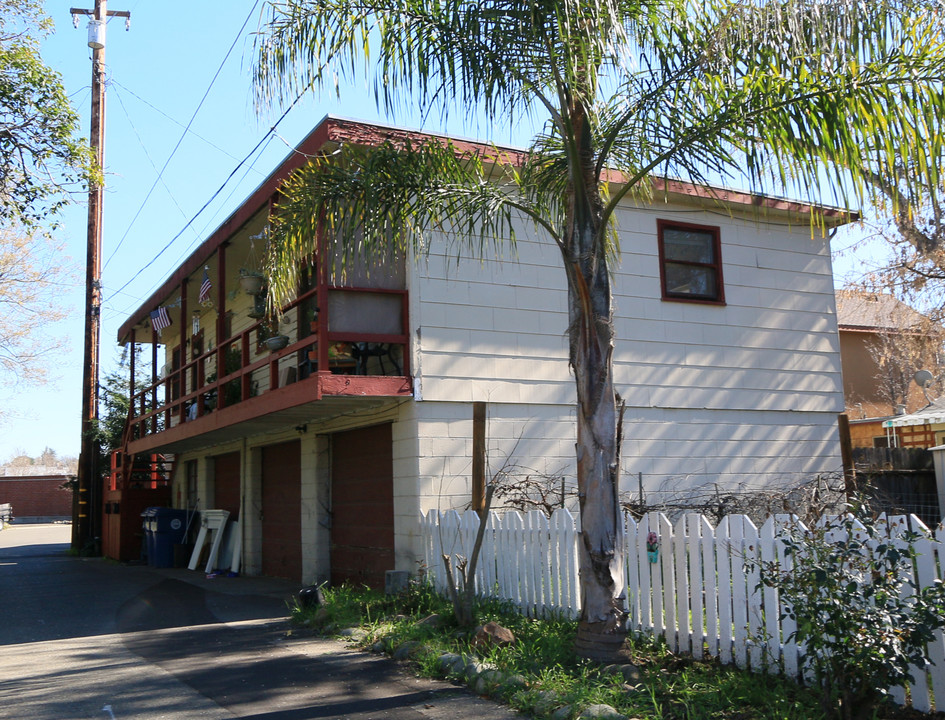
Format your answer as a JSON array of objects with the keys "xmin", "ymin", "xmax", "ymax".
[{"xmin": 254, "ymin": 0, "xmax": 945, "ymax": 659}]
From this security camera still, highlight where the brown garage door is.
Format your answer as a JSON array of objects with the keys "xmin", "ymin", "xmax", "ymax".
[
  {"xmin": 213, "ymin": 452, "xmax": 241, "ymax": 519},
  {"xmin": 261, "ymin": 440, "xmax": 302, "ymax": 580},
  {"xmin": 331, "ymin": 424, "xmax": 394, "ymax": 589}
]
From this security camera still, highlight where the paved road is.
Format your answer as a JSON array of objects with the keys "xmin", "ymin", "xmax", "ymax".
[{"xmin": 0, "ymin": 524, "xmax": 526, "ymax": 720}]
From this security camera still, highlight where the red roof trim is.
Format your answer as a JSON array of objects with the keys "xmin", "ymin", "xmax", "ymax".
[{"xmin": 118, "ymin": 115, "xmax": 855, "ymax": 341}]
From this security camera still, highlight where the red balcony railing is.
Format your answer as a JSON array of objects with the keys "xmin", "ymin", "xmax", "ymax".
[{"xmin": 127, "ymin": 285, "xmax": 409, "ymax": 442}]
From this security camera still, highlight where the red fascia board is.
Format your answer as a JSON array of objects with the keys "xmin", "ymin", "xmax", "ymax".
[
  {"xmin": 117, "ymin": 120, "xmax": 336, "ymax": 342},
  {"xmin": 118, "ymin": 115, "xmax": 855, "ymax": 341}
]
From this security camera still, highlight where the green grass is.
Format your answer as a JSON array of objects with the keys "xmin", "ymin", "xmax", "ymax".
[{"xmin": 288, "ymin": 582, "xmax": 882, "ymax": 720}]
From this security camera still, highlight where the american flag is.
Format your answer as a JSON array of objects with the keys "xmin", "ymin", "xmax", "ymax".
[
  {"xmin": 150, "ymin": 307, "xmax": 171, "ymax": 336},
  {"xmin": 198, "ymin": 268, "xmax": 212, "ymax": 305}
]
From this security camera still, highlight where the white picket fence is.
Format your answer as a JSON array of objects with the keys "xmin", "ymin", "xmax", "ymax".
[{"xmin": 419, "ymin": 508, "xmax": 945, "ymax": 712}]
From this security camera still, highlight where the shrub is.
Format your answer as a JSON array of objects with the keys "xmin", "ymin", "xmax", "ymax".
[{"xmin": 758, "ymin": 505, "xmax": 945, "ymax": 720}]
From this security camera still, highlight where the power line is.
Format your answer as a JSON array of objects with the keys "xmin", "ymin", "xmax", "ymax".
[
  {"xmin": 111, "ymin": 83, "xmax": 195, "ymax": 229},
  {"xmin": 103, "ymin": 0, "xmax": 260, "ymax": 272},
  {"xmin": 107, "ymin": 87, "xmax": 309, "ymax": 303},
  {"xmin": 109, "ymin": 79, "xmax": 247, "ymax": 163}
]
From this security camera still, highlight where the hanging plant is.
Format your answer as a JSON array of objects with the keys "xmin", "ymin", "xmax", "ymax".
[{"xmin": 239, "ymin": 268, "xmax": 265, "ymax": 296}]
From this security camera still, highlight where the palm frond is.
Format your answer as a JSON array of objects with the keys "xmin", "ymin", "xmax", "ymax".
[{"xmin": 265, "ymin": 138, "xmax": 557, "ymax": 307}]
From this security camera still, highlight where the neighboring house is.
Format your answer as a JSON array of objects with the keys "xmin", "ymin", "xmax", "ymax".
[
  {"xmin": 882, "ymin": 398, "xmax": 945, "ymax": 449},
  {"xmin": 108, "ymin": 116, "xmax": 848, "ymax": 586},
  {"xmin": 836, "ymin": 290, "xmax": 943, "ymax": 448}
]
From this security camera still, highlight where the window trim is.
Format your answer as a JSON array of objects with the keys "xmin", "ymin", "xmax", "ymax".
[{"xmin": 657, "ymin": 220, "xmax": 726, "ymax": 305}]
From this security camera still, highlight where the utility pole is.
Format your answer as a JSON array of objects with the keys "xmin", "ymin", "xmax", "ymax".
[{"xmin": 70, "ymin": 2, "xmax": 130, "ymax": 552}]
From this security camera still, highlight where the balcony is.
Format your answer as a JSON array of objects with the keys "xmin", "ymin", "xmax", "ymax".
[{"xmin": 124, "ymin": 284, "xmax": 411, "ymax": 455}]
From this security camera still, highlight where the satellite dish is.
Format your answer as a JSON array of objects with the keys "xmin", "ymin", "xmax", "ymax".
[{"xmin": 914, "ymin": 369, "xmax": 934, "ymax": 388}]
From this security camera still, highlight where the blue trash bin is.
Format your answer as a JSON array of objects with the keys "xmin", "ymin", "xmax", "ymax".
[
  {"xmin": 140, "ymin": 507, "xmax": 159, "ymax": 565},
  {"xmin": 150, "ymin": 508, "xmax": 189, "ymax": 568}
]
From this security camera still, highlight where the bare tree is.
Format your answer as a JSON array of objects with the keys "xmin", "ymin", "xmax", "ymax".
[
  {"xmin": 866, "ymin": 317, "xmax": 944, "ymax": 411},
  {"xmin": 0, "ymin": 227, "xmax": 73, "ymax": 389}
]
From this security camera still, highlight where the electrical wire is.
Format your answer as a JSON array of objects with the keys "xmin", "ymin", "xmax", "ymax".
[
  {"xmin": 109, "ymin": 79, "xmax": 247, "ymax": 163},
  {"xmin": 105, "ymin": 86, "xmax": 313, "ymax": 308},
  {"xmin": 102, "ymin": 0, "xmax": 261, "ymax": 272},
  {"xmin": 111, "ymin": 83, "xmax": 195, "ymax": 230}
]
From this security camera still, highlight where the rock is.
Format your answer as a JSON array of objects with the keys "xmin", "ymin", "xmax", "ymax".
[
  {"xmin": 620, "ymin": 664, "xmax": 643, "ymax": 683},
  {"xmin": 534, "ymin": 690, "xmax": 562, "ymax": 715},
  {"xmin": 551, "ymin": 706, "xmax": 573, "ymax": 720},
  {"xmin": 464, "ymin": 659, "xmax": 494, "ymax": 680},
  {"xmin": 578, "ymin": 704, "xmax": 627, "ymax": 719},
  {"xmin": 436, "ymin": 652, "xmax": 466, "ymax": 676},
  {"xmin": 473, "ymin": 621, "xmax": 516, "ymax": 649},
  {"xmin": 416, "ymin": 613, "xmax": 443, "ymax": 629},
  {"xmin": 392, "ymin": 641, "xmax": 421, "ymax": 660},
  {"xmin": 473, "ymin": 669, "xmax": 503, "ymax": 695},
  {"xmin": 501, "ymin": 673, "xmax": 527, "ymax": 692},
  {"xmin": 371, "ymin": 640, "xmax": 386, "ymax": 653}
]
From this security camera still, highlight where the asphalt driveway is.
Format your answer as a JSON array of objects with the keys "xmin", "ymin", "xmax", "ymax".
[{"xmin": 0, "ymin": 524, "xmax": 525, "ymax": 720}]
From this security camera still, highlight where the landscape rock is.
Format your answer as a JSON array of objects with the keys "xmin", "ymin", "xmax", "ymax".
[
  {"xmin": 473, "ymin": 620, "xmax": 516, "ymax": 649},
  {"xmin": 501, "ymin": 673, "xmax": 527, "ymax": 692},
  {"xmin": 578, "ymin": 704, "xmax": 627, "ymax": 719},
  {"xmin": 392, "ymin": 641, "xmax": 421, "ymax": 660},
  {"xmin": 473, "ymin": 669, "xmax": 504, "ymax": 695},
  {"xmin": 416, "ymin": 613, "xmax": 444, "ymax": 629},
  {"xmin": 436, "ymin": 652, "xmax": 467, "ymax": 676},
  {"xmin": 464, "ymin": 659, "xmax": 494, "ymax": 680},
  {"xmin": 551, "ymin": 706, "xmax": 573, "ymax": 720},
  {"xmin": 533, "ymin": 689, "xmax": 562, "ymax": 715}
]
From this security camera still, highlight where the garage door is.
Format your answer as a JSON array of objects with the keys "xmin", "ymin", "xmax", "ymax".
[
  {"xmin": 330, "ymin": 424, "xmax": 394, "ymax": 589},
  {"xmin": 261, "ymin": 440, "xmax": 302, "ymax": 581},
  {"xmin": 212, "ymin": 452, "xmax": 241, "ymax": 519}
]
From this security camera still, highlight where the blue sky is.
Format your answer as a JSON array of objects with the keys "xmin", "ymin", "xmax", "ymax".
[{"xmin": 0, "ymin": 0, "xmax": 876, "ymax": 461}]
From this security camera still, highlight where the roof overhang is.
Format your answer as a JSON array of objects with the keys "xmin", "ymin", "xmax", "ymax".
[
  {"xmin": 883, "ymin": 406, "xmax": 945, "ymax": 428},
  {"xmin": 118, "ymin": 115, "xmax": 858, "ymax": 343}
]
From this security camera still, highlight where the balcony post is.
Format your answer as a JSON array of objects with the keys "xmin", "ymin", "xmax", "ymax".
[
  {"xmin": 180, "ymin": 277, "xmax": 188, "ymax": 414},
  {"xmin": 316, "ymin": 219, "xmax": 330, "ymax": 373},
  {"xmin": 216, "ymin": 243, "xmax": 227, "ymax": 409},
  {"xmin": 151, "ymin": 325, "xmax": 158, "ymax": 435},
  {"xmin": 128, "ymin": 328, "xmax": 136, "ymax": 408}
]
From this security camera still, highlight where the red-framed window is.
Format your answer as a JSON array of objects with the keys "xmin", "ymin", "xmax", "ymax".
[{"xmin": 657, "ymin": 220, "xmax": 725, "ymax": 304}]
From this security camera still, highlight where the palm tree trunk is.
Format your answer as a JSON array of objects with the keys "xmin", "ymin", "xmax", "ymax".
[{"xmin": 563, "ymin": 125, "xmax": 628, "ymax": 657}]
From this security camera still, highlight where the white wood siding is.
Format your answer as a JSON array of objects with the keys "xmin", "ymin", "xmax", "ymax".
[{"xmin": 410, "ymin": 200, "xmax": 843, "ymax": 500}]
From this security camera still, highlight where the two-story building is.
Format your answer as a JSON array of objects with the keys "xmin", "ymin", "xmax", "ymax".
[{"xmin": 107, "ymin": 116, "xmax": 849, "ymax": 586}]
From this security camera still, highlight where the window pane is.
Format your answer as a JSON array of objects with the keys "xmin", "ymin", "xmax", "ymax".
[
  {"xmin": 663, "ymin": 228, "xmax": 714, "ymax": 264},
  {"xmin": 665, "ymin": 263, "xmax": 716, "ymax": 298}
]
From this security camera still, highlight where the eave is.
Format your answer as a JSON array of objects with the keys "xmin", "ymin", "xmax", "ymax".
[{"xmin": 119, "ymin": 115, "xmax": 857, "ymax": 343}]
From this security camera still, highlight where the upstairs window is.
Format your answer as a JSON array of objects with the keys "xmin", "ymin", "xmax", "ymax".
[{"xmin": 657, "ymin": 220, "xmax": 725, "ymax": 304}]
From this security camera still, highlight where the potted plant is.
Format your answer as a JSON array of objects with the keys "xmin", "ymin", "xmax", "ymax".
[
  {"xmin": 239, "ymin": 268, "xmax": 265, "ymax": 296},
  {"xmin": 264, "ymin": 317, "xmax": 289, "ymax": 352}
]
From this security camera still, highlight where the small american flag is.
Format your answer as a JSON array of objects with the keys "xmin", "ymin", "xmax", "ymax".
[
  {"xmin": 150, "ymin": 307, "xmax": 171, "ymax": 336},
  {"xmin": 198, "ymin": 268, "xmax": 212, "ymax": 305}
]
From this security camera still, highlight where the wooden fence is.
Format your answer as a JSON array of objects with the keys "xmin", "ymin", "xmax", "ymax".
[{"xmin": 419, "ymin": 508, "xmax": 945, "ymax": 712}]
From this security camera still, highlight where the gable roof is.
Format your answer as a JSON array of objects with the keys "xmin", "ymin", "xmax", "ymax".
[
  {"xmin": 118, "ymin": 115, "xmax": 856, "ymax": 342},
  {"xmin": 836, "ymin": 289, "xmax": 930, "ymax": 333}
]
